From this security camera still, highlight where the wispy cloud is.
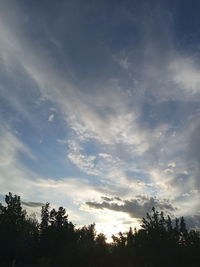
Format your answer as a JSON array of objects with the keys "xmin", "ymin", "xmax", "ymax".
[
  {"xmin": 48, "ymin": 113, "xmax": 55, "ymax": 122},
  {"xmin": 1, "ymin": 0, "xmax": 200, "ymax": 234}
]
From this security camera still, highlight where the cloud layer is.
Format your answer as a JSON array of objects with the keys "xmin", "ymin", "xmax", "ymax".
[{"xmin": 86, "ymin": 195, "xmax": 175, "ymax": 219}]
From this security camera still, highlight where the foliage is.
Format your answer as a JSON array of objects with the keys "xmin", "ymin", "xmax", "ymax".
[
  {"xmin": 1, "ymin": 194, "xmax": 200, "ymax": 267},
  {"xmin": 0, "ymin": 193, "xmax": 39, "ymax": 267}
]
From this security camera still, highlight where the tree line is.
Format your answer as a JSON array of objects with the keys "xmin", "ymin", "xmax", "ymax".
[{"xmin": 0, "ymin": 192, "xmax": 200, "ymax": 267}]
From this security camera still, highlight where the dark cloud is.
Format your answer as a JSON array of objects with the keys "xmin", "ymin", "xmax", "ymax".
[
  {"xmin": 22, "ymin": 201, "xmax": 44, "ymax": 208},
  {"xmin": 115, "ymin": 196, "xmax": 122, "ymax": 201},
  {"xmin": 86, "ymin": 195, "xmax": 175, "ymax": 219},
  {"xmin": 101, "ymin": 196, "xmax": 122, "ymax": 202},
  {"xmin": 0, "ymin": 195, "xmax": 44, "ymax": 208},
  {"xmin": 101, "ymin": 196, "xmax": 114, "ymax": 201}
]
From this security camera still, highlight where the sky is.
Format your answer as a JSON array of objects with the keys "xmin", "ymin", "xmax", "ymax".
[{"xmin": 1, "ymin": 0, "xmax": 200, "ymax": 238}]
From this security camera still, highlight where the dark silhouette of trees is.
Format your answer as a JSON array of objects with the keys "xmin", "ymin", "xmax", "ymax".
[
  {"xmin": 0, "ymin": 193, "xmax": 39, "ymax": 267},
  {"xmin": 1, "ymin": 193, "xmax": 200, "ymax": 267},
  {"xmin": 40, "ymin": 202, "xmax": 50, "ymax": 232},
  {"xmin": 39, "ymin": 203, "xmax": 77, "ymax": 267}
]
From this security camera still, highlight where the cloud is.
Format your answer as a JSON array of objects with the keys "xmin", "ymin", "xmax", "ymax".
[
  {"xmin": 0, "ymin": 125, "xmax": 104, "ymax": 224},
  {"xmin": 86, "ymin": 195, "xmax": 175, "ymax": 219},
  {"xmin": 187, "ymin": 123, "xmax": 200, "ymax": 189},
  {"xmin": 48, "ymin": 113, "xmax": 54, "ymax": 122},
  {"xmin": 101, "ymin": 196, "xmax": 115, "ymax": 202},
  {"xmin": 185, "ymin": 214, "xmax": 200, "ymax": 230},
  {"xmin": 67, "ymin": 141, "xmax": 99, "ymax": 175},
  {"xmin": 1, "ymin": 0, "xmax": 200, "ymax": 231},
  {"xmin": 170, "ymin": 57, "xmax": 200, "ymax": 95},
  {"xmin": 168, "ymin": 162, "xmax": 176, "ymax": 168},
  {"xmin": 22, "ymin": 201, "xmax": 44, "ymax": 207}
]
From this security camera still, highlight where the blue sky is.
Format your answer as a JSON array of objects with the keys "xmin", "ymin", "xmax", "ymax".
[{"xmin": 1, "ymin": 0, "xmax": 200, "ymax": 236}]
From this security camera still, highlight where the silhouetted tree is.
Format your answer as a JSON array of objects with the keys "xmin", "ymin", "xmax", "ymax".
[
  {"xmin": 1, "ymin": 193, "xmax": 200, "ymax": 267},
  {"xmin": 40, "ymin": 202, "xmax": 50, "ymax": 232},
  {"xmin": 0, "ymin": 193, "xmax": 39, "ymax": 266}
]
